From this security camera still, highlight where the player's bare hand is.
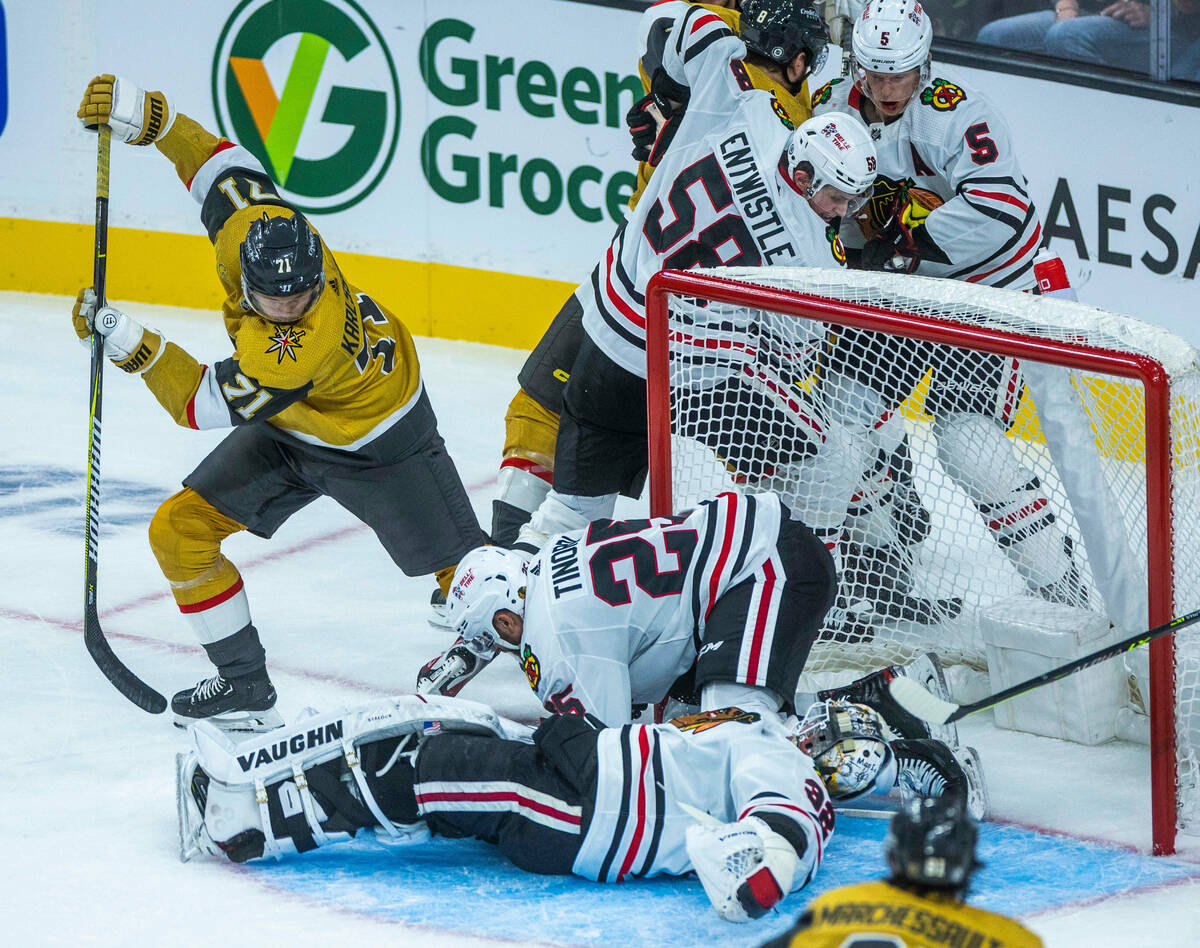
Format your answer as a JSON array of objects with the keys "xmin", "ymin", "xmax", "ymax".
[
  {"xmin": 77, "ymin": 74, "xmax": 176, "ymax": 145},
  {"xmin": 1101, "ymin": 1, "xmax": 1151, "ymax": 28}
]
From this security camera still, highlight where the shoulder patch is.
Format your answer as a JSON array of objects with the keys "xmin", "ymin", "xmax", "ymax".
[
  {"xmin": 670, "ymin": 707, "xmax": 761, "ymax": 733},
  {"xmin": 810, "ymin": 77, "xmax": 843, "ymax": 110},
  {"xmin": 826, "ymin": 225, "xmax": 847, "ymax": 266},
  {"xmin": 521, "ymin": 644, "xmax": 541, "ymax": 689},
  {"xmin": 770, "ymin": 94, "xmax": 795, "ymax": 130},
  {"xmin": 919, "ymin": 78, "xmax": 967, "ymax": 112},
  {"xmin": 264, "ymin": 325, "xmax": 306, "ymax": 364}
]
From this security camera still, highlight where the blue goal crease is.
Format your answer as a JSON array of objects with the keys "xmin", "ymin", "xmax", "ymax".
[{"xmin": 241, "ymin": 819, "xmax": 1200, "ymax": 948}]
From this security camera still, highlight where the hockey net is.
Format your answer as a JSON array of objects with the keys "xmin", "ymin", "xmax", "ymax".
[{"xmin": 644, "ymin": 266, "xmax": 1200, "ymax": 855}]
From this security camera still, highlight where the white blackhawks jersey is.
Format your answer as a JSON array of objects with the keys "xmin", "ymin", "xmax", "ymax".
[
  {"xmin": 579, "ymin": 3, "xmax": 847, "ymax": 378},
  {"xmin": 811, "ymin": 72, "xmax": 1040, "ymax": 289},
  {"xmin": 517, "ymin": 491, "xmax": 785, "ymax": 724},
  {"xmin": 573, "ymin": 707, "xmax": 833, "ymax": 886}
]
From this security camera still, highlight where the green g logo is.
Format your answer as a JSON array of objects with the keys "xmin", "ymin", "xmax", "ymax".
[{"xmin": 212, "ymin": 0, "xmax": 400, "ymax": 213}]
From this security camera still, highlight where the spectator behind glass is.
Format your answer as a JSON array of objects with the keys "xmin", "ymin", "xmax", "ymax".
[{"xmin": 977, "ymin": 1, "xmax": 1200, "ymax": 80}]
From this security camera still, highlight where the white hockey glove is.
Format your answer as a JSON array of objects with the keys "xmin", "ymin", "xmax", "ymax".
[
  {"xmin": 77, "ymin": 74, "xmax": 176, "ymax": 145},
  {"xmin": 416, "ymin": 635, "xmax": 499, "ymax": 697},
  {"xmin": 71, "ymin": 288, "xmax": 164, "ymax": 375},
  {"xmin": 686, "ymin": 815, "xmax": 798, "ymax": 922}
]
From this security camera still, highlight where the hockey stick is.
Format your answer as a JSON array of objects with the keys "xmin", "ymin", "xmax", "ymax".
[
  {"xmin": 82, "ymin": 124, "xmax": 167, "ymax": 714},
  {"xmin": 888, "ymin": 608, "xmax": 1200, "ymax": 726}
]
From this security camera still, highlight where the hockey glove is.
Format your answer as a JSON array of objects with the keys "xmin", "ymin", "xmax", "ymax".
[
  {"xmin": 72, "ymin": 288, "xmax": 165, "ymax": 375},
  {"xmin": 626, "ymin": 69, "xmax": 690, "ymax": 166},
  {"xmin": 686, "ymin": 815, "xmax": 799, "ymax": 922},
  {"xmin": 859, "ymin": 188, "xmax": 949, "ymax": 273},
  {"xmin": 77, "ymin": 74, "xmax": 176, "ymax": 145},
  {"xmin": 415, "ymin": 635, "xmax": 499, "ymax": 697}
]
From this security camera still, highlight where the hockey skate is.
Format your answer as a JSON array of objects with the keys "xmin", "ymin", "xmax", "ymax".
[
  {"xmin": 819, "ymin": 652, "xmax": 959, "ymax": 748},
  {"xmin": 171, "ymin": 671, "xmax": 282, "ymax": 732},
  {"xmin": 416, "ymin": 636, "xmax": 498, "ymax": 697},
  {"xmin": 1036, "ymin": 535, "xmax": 1088, "ymax": 608},
  {"xmin": 891, "ymin": 738, "xmax": 989, "ymax": 820}
]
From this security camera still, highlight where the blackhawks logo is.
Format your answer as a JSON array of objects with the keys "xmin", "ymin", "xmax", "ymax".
[
  {"xmin": 810, "ymin": 77, "xmax": 842, "ymax": 110},
  {"xmin": 265, "ymin": 325, "xmax": 306, "ymax": 363},
  {"xmin": 855, "ymin": 175, "xmax": 912, "ymax": 239},
  {"xmin": 770, "ymin": 94, "xmax": 795, "ymax": 130},
  {"xmin": 521, "ymin": 644, "xmax": 540, "ymax": 689},
  {"xmin": 670, "ymin": 707, "xmax": 761, "ymax": 734},
  {"xmin": 920, "ymin": 78, "xmax": 966, "ymax": 111},
  {"xmin": 826, "ymin": 225, "xmax": 847, "ymax": 266}
]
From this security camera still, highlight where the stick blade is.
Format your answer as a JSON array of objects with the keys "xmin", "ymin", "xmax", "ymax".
[{"xmin": 887, "ymin": 675, "xmax": 958, "ymax": 726}]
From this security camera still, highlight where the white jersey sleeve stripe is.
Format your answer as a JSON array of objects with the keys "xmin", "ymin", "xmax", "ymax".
[
  {"xmin": 737, "ymin": 552, "xmax": 783, "ymax": 687},
  {"xmin": 186, "ymin": 365, "xmax": 233, "ymax": 430},
  {"xmin": 414, "ymin": 779, "xmax": 582, "ymax": 835},
  {"xmin": 702, "ymin": 492, "xmax": 741, "ymax": 620},
  {"xmin": 963, "ymin": 222, "xmax": 1041, "ymax": 285},
  {"xmin": 614, "ymin": 726, "xmax": 657, "ymax": 881}
]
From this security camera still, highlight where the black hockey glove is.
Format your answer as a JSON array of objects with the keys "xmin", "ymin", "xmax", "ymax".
[
  {"xmin": 860, "ymin": 199, "xmax": 951, "ymax": 273},
  {"xmin": 626, "ymin": 69, "xmax": 690, "ymax": 166}
]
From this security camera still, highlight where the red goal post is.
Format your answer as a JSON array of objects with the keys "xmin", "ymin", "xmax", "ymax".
[{"xmin": 644, "ymin": 266, "xmax": 1195, "ymax": 856}]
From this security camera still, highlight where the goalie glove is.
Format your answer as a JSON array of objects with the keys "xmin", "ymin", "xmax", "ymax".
[
  {"xmin": 686, "ymin": 815, "xmax": 799, "ymax": 922},
  {"xmin": 625, "ymin": 69, "xmax": 690, "ymax": 167},
  {"xmin": 77, "ymin": 74, "xmax": 176, "ymax": 145},
  {"xmin": 71, "ymin": 288, "xmax": 165, "ymax": 375}
]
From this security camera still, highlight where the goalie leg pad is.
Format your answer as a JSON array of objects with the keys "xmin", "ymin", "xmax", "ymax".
[
  {"xmin": 177, "ymin": 695, "xmax": 529, "ymax": 861},
  {"xmin": 934, "ymin": 413, "xmax": 1075, "ymax": 594}
]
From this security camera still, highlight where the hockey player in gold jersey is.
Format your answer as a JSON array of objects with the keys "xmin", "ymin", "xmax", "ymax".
[
  {"xmin": 73, "ymin": 75, "xmax": 486, "ymax": 730},
  {"xmin": 760, "ymin": 795, "xmax": 1043, "ymax": 948}
]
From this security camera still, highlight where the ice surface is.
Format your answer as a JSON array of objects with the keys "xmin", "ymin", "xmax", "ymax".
[{"xmin": 3, "ymin": 292, "xmax": 1199, "ymax": 946}]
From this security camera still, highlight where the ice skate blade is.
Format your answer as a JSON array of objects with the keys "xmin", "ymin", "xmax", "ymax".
[{"xmin": 173, "ymin": 707, "xmax": 284, "ymax": 733}]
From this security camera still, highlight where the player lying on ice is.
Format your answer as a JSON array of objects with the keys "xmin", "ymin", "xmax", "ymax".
[
  {"xmin": 177, "ymin": 692, "xmax": 982, "ymax": 923},
  {"xmin": 421, "ymin": 491, "xmax": 973, "ymax": 759}
]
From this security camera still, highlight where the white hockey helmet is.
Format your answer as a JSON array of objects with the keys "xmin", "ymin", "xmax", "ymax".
[
  {"xmin": 790, "ymin": 699, "xmax": 898, "ymax": 801},
  {"xmin": 852, "ymin": 0, "xmax": 933, "ymax": 79},
  {"xmin": 444, "ymin": 546, "xmax": 529, "ymax": 653},
  {"xmin": 785, "ymin": 112, "xmax": 877, "ymax": 215}
]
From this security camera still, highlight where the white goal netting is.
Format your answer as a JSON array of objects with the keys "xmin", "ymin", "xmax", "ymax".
[{"xmin": 650, "ymin": 266, "xmax": 1200, "ymax": 848}]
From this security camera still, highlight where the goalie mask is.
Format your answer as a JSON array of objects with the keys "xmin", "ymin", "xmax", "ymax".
[
  {"xmin": 790, "ymin": 699, "xmax": 897, "ymax": 800},
  {"xmin": 240, "ymin": 212, "xmax": 326, "ymax": 322},
  {"xmin": 851, "ymin": 1, "xmax": 933, "ymax": 117},
  {"xmin": 786, "ymin": 113, "xmax": 877, "ymax": 220},
  {"xmin": 445, "ymin": 546, "xmax": 529, "ymax": 653}
]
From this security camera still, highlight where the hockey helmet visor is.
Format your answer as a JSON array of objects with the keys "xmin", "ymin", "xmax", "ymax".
[
  {"xmin": 787, "ymin": 113, "xmax": 877, "ymax": 217},
  {"xmin": 240, "ymin": 212, "xmax": 326, "ymax": 322},
  {"xmin": 851, "ymin": 0, "xmax": 933, "ymax": 109}
]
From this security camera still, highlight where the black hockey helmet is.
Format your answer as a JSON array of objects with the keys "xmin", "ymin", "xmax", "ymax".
[
  {"xmin": 884, "ymin": 795, "xmax": 980, "ymax": 893},
  {"xmin": 240, "ymin": 211, "xmax": 325, "ymax": 321},
  {"xmin": 740, "ymin": 0, "xmax": 830, "ymax": 78}
]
